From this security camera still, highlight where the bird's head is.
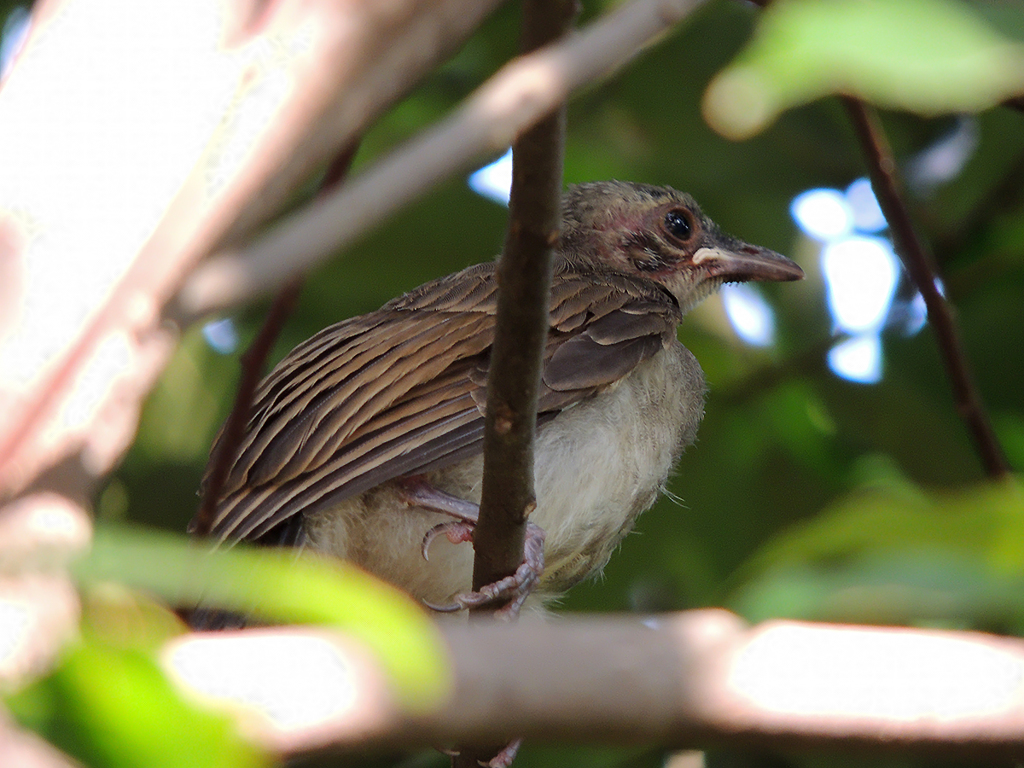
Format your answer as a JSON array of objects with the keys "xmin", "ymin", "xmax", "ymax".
[{"xmin": 559, "ymin": 181, "xmax": 803, "ymax": 312}]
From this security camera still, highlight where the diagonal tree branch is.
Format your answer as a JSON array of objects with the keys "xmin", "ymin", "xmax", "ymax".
[
  {"xmin": 841, "ymin": 97, "xmax": 1012, "ymax": 480},
  {"xmin": 175, "ymin": 0, "xmax": 712, "ymax": 322},
  {"xmin": 0, "ymin": 0, "xmax": 510, "ymax": 504}
]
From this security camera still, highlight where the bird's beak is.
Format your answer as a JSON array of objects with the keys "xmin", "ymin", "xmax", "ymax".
[{"xmin": 692, "ymin": 241, "xmax": 804, "ymax": 284}]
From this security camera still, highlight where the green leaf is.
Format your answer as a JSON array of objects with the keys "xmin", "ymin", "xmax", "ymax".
[
  {"xmin": 729, "ymin": 477, "xmax": 1024, "ymax": 625},
  {"xmin": 704, "ymin": 0, "xmax": 1024, "ymax": 139},
  {"xmin": 74, "ymin": 525, "xmax": 451, "ymax": 714},
  {"xmin": 7, "ymin": 635, "xmax": 269, "ymax": 768},
  {"xmin": 732, "ymin": 551, "xmax": 1024, "ymax": 625}
]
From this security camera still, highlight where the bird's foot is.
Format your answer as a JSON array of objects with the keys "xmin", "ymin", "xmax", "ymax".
[
  {"xmin": 481, "ymin": 739, "xmax": 522, "ymax": 768},
  {"xmin": 398, "ymin": 475, "xmax": 481, "ymax": 522},
  {"xmin": 440, "ymin": 739, "xmax": 522, "ymax": 768},
  {"xmin": 424, "ymin": 524, "xmax": 544, "ymax": 619},
  {"xmin": 397, "ymin": 476, "xmax": 545, "ymax": 619}
]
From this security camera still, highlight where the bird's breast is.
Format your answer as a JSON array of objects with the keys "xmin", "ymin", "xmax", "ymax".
[
  {"xmin": 310, "ymin": 341, "xmax": 706, "ymax": 610},
  {"xmin": 525, "ymin": 340, "xmax": 705, "ymax": 594}
]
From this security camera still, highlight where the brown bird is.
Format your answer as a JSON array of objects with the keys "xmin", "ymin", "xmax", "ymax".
[{"xmin": 196, "ymin": 181, "xmax": 802, "ymax": 614}]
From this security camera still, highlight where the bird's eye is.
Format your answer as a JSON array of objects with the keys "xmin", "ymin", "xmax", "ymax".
[{"xmin": 663, "ymin": 210, "xmax": 693, "ymax": 242}]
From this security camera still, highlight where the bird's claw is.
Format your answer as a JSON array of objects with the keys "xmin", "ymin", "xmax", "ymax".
[
  {"xmin": 423, "ymin": 522, "xmax": 545, "ymax": 620},
  {"xmin": 421, "ymin": 520, "xmax": 476, "ymax": 561},
  {"xmin": 478, "ymin": 739, "xmax": 523, "ymax": 768},
  {"xmin": 437, "ymin": 739, "xmax": 522, "ymax": 768}
]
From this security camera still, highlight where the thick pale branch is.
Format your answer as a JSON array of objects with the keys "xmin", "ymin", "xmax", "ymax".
[
  {"xmin": 841, "ymin": 97, "xmax": 1011, "ymax": 479},
  {"xmin": 170, "ymin": 613, "xmax": 1024, "ymax": 759},
  {"xmin": 0, "ymin": 0, "xmax": 508, "ymax": 716},
  {"xmin": 0, "ymin": 0, "xmax": 506, "ymax": 505},
  {"xmin": 0, "ymin": 712, "xmax": 79, "ymax": 768},
  {"xmin": 176, "ymin": 0, "xmax": 710, "ymax": 320}
]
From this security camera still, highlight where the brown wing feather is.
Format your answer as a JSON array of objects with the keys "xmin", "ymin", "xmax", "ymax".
[{"xmin": 203, "ymin": 259, "xmax": 682, "ymax": 544}]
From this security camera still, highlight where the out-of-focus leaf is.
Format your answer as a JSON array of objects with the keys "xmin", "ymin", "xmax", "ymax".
[
  {"xmin": 732, "ymin": 551, "xmax": 1024, "ymax": 626},
  {"xmin": 704, "ymin": 0, "xmax": 1024, "ymax": 139},
  {"xmin": 6, "ymin": 633, "xmax": 268, "ymax": 768},
  {"xmin": 730, "ymin": 477, "xmax": 1024, "ymax": 625},
  {"xmin": 80, "ymin": 582, "xmax": 188, "ymax": 652},
  {"xmin": 74, "ymin": 525, "xmax": 451, "ymax": 714}
]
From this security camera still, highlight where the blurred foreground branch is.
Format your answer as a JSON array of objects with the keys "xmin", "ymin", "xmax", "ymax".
[
  {"xmin": 0, "ymin": 0, "xmax": 507, "ymax": 507},
  {"xmin": 176, "ymin": 0, "xmax": 710, "ymax": 319},
  {"xmin": 170, "ymin": 611, "xmax": 1024, "ymax": 759}
]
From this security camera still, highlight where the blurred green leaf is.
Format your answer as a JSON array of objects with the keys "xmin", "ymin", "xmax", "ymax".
[
  {"xmin": 732, "ymin": 551, "xmax": 1024, "ymax": 626},
  {"xmin": 7, "ymin": 633, "xmax": 268, "ymax": 768},
  {"xmin": 730, "ymin": 477, "xmax": 1024, "ymax": 625},
  {"xmin": 704, "ymin": 0, "xmax": 1024, "ymax": 139},
  {"xmin": 75, "ymin": 525, "xmax": 451, "ymax": 714}
]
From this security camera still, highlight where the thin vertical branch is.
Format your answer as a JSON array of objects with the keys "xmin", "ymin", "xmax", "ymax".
[
  {"xmin": 192, "ymin": 144, "xmax": 359, "ymax": 536},
  {"xmin": 470, "ymin": 0, "xmax": 576, "ymax": 607},
  {"xmin": 841, "ymin": 97, "xmax": 1011, "ymax": 480},
  {"xmin": 456, "ymin": 1, "xmax": 575, "ymax": 766}
]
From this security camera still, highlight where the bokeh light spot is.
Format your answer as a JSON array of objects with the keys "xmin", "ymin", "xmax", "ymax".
[
  {"xmin": 722, "ymin": 283, "xmax": 776, "ymax": 347},
  {"xmin": 828, "ymin": 334, "xmax": 883, "ymax": 384},
  {"xmin": 845, "ymin": 178, "xmax": 887, "ymax": 233},
  {"xmin": 468, "ymin": 149, "xmax": 513, "ymax": 206},
  {"xmin": 791, "ymin": 188, "xmax": 853, "ymax": 241},
  {"xmin": 822, "ymin": 236, "xmax": 899, "ymax": 334},
  {"xmin": 203, "ymin": 318, "xmax": 239, "ymax": 355}
]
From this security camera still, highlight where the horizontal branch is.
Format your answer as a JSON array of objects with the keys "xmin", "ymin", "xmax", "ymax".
[
  {"xmin": 175, "ymin": 0, "xmax": 709, "ymax": 320},
  {"xmin": 171, "ymin": 612, "xmax": 1024, "ymax": 759}
]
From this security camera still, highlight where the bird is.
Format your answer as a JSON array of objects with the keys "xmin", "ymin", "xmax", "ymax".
[{"xmin": 194, "ymin": 181, "xmax": 803, "ymax": 615}]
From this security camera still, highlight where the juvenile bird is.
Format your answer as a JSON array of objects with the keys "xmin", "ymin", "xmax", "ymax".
[{"xmin": 196, "ymin": 181, "xmax": 802, "ymax": 613}]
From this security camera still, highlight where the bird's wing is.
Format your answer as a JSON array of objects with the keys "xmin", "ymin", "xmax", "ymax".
[{"xmin": 204, "ymin": 261, "xmax": 683, "ymax": 543}]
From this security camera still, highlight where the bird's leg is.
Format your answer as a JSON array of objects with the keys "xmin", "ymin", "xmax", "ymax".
[{"xmin": 396, "ymin": 476, "xmax": 545, "ymax": 618}]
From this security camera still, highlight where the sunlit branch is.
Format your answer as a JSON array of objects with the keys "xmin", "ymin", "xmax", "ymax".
[
  {"xmin": 169, "ymin": 612, "xmax": 1024, "ymax": 759},
  {"xmin": 176, "ymin": 0, "xmax": 711, "ymax": 320}
]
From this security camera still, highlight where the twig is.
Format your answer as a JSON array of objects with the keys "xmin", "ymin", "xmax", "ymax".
[
  {"xmin": 192, "ymin": 143, "xmax": 358, "ymax": 537},
  {"xmin": 175, "ymin": 0, "xmax": 711, "ymax": 321},
  {"xmin": 469, "ymin": 0, "xmax": 573, "ymax": 613},
  {"xmin": 456, "ymin": 3, "xmax": 576, "ymax": 764},
  {"xmin": 841, "ymin": 97, "xmax": 1011, "ymax": 480}
]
